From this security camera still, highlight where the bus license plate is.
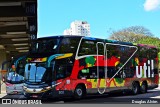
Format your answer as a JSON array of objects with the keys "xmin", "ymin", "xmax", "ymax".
[
  {"xmin": 32, "ymin": 95, "xmax": 38, "ymax": 98},
  {"xmin": 13, "ymin": 91, "xmax": 18, "ymax": 94}
]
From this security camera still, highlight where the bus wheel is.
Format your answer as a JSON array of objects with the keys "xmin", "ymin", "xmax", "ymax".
[
  {"xmin": 141, "ymin": 82, "xmax": 147, "ymax": 94},
  {"xmin": 131, "ymin": 82, "xmax": 140, "ymax": 95},
  {"xmin": 74, "ymin": 85, "xmax": 85, "ymax": 99}
]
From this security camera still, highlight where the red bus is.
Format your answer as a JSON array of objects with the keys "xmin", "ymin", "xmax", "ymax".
[{"xmin": 23, "ymin": 36, "xmax": 159, "ymax": 99}]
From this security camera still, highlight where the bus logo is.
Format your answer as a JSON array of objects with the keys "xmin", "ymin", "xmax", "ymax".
[
  {"xmin": 33, "ymin": 89, "xmax": 36, "ymax": 92},
  {"xmin": 136, "ymin": 60, "xmax": 154, "ymax": 78}
]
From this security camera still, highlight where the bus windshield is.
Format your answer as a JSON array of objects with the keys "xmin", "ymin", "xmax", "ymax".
[
  {"xmin": 30, "ymin": 38, "xmax": 60, "ymax": 55},
  {"xmin": 6, "ymin": 56, "xmax": 26, "ymax": 84},
  {"xmin": 30, "ymin": 37, "xmax": 81, "ymax": 56},
  {"xmin": 25, "ymin": 63, "xmax": 52, "ymax": 83},
  {"xmin": 7, "ymin": 72, "xmax": 24, "ymax": 84}
]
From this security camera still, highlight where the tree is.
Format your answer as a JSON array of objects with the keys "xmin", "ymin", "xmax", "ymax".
[
  {"xmin": 122, "ymin": 26, "xmax": 154, "ymax": 37},
  {"xmin": 109, "ymin": 26, "xmax": 154, "ymax": 42},
  {"xmin": 136, "ymin": 36, "xmax": 160, "ymax": 50}
]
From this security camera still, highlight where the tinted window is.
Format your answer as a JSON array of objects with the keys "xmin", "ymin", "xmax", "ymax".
[
  {"xmin": 16, "ymin": 58, "xmax": 27, "ymax": 76},
  {"xmin": 106, "ymin": 44, "xmax": 137, "ymax": 78},
  {"xmin": 78, "ymin": 68, "xmax": 90, "ymax": 79},
  {"xmin": 59, "ymin": 38, "xmax": 80, "ymax": 54},
  {"xmin": 78, "ymin": 67, "xmax": 105, "ymax": 79},
  {"xmin": 31, "ymin": 39, "xmax": 59, "ymax": 54},
  {"xmin": 78, "ymin": 40, "xmax": 96, "ymax": 56},
  {"xmin": 54, "ymin": 59, "xmax": 72, "ymax": 80},
  {"xmin": 97, "ymin": 43, "xmax": 104, "ymax": 55},
  {"xmin": 150, "ymin": 48, "xmax": 157, "ymax": 59},
  {"xmin": 139, "ymin": 47, "xmax": 149, "ymax": 58}
]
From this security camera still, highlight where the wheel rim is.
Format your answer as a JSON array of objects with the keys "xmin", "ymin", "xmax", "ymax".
[{"xmin": 76, "ymin": 88, "xmax": 82, "ymax": 96}]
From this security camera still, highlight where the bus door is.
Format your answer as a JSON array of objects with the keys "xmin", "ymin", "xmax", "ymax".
[{"xmin": 96, "ymin": 42, "xmax": 108, "ymax": 94}]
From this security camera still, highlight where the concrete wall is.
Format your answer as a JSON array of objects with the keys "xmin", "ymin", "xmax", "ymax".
[
  {"xmin": 0, "ymin": 49, "xmax": 7, "ymax": 93},
  {"xmin": 0, "ymin": 49, "xmax": 7, "ymax": 70}
]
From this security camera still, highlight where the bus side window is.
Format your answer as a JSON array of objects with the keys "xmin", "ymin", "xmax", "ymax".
[
  {"xmin": 99, "ymin": 68, "xmax": 105, "ymax": 78},
  {"xmin": 89, "ymin": 67, "xmax": 97, "ymax": 79},
  {"xmin": 97, "ymin": 43, "xmax": 104, "ymax": 55},
  {"xmin": 59, "ymin": 38, "xmax": 80, "ymax": 54},
  {"xmin": 150, "ymin": 48, "xmax": 157, "ymax": 59},
  {"xmin": 122, "ymin": 67, "xmax": 134, "ymax": 78},
  {"xmin": 107, "ymin": 67, "xmax": 116, "ymax": 78},
  {"xmin": 78, "ymin": 69, "xmax": 90, "ymax": 79},
  {"xmin": 78, "ymin": 40, "xmax": 96, "ymax": 56},
  {"xmin": 54, "ymin": 59, "xmax": 71, "ymax": 80},
  {"xmin": 139, "ymin": 47, "xmax": 149, "ymax": 59}
]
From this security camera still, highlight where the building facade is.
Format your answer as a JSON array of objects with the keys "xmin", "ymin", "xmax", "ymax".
[{"xmin": 63, "ymin": 20, "xmax": 90, "ymax": 36}]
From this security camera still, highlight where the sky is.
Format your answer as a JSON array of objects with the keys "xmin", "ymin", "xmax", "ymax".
[{"xmin": 38, "ymin": 0, "xmax": 160, "ymax": 39}]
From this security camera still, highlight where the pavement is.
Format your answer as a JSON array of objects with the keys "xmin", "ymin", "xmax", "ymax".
[
  {"xmin": 150, "ymin": 84, "xmax": 160, "ymax": 99},
  {"xmin": 0, "ymin": 93, "xmax": 6, "ymax": 98},
  {"xmin": 0, "ymin": 80, "xmax": 6, "ymax": 98}
]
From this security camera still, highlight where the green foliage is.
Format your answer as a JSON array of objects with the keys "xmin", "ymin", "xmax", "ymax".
[
  {"xmin": 108, "ymin": 26, "xmax": 160, "ymax": 50},
  {"xmin": 109, "ymin": 26, "xmax": 154, "ymax": 42},
  {"xmin": 136, "ymin": 36, "xmax": 160, "ymax": 50}
]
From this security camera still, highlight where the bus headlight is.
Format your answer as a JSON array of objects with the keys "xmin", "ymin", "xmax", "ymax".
[
  {"xmin": 44, "ymin": 86, "xmax": 51, "ymax": 90},
  {"xmin": 23, "ymin": 86, "xmax": 27, "ymax": 90}
]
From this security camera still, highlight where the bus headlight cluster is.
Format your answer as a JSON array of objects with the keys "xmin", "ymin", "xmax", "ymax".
[
  {"xmin": 43, "ymin": 86, "xmax": 51, "ymax": 90},
  {"xmin": 23, "ymin": 86, "xmax": 27, "ymax": 89}
]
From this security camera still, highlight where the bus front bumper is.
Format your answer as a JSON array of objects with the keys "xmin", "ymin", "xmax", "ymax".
[{"xmin": 24, "ymin": 89, "xmax": 73, "ymax": 99}]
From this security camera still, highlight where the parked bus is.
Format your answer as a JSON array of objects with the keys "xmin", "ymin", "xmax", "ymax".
[
  {"xmin": 6, "ymin": 55, "xmax": 27, "ymax": 94},
  {"xmin": 23, "ymin": 36, "xmax": 159, "ymax": 99}
]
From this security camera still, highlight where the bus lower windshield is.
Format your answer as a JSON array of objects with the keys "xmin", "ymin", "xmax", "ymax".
[{"xmin": 25, "ymin": 63, "xmax": 52, "ymax": 83}]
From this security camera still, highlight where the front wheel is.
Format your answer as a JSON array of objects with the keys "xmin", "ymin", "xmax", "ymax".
[{"xmin": 74, "ymin": 85, "xmax": 85, "ymax": 99}]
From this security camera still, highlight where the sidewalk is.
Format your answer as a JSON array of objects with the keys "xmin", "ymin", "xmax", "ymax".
[
  {"xmin": 0, "ymin": 93, "xmax": 7, "ymax": 98},
  {"xmin": 0, "ymin": 80, "xmax": 7, "ymax": 98}
]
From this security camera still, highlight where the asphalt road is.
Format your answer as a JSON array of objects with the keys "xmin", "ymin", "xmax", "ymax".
[{"xmin": 1, "ymin": 88, "xmax": 160, "ymax": 104}]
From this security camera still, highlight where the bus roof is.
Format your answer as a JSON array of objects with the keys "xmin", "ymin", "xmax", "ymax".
[
  {"xmin": 137, "ymin": 44, "xmax": 157, "ymax": 49},
  {"xmin": 37, "ymin": 35, "xmax": 157, "ymax": 48},
  {"xmin": 37, "ymin": 35, "xmax": 84, "ymax": 39},
  {"xmin": 105, "ymin": 39, "xmax": 133, "ymax": 45}
]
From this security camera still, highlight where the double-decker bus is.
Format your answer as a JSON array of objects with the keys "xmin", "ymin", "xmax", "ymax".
[
  {"xmin": 23, "ymin": 36, "xmax": 159, "ymax": 99},
  {"xmin": 6, "ymin": 55, "xmax": 27, "ymax": 94}
]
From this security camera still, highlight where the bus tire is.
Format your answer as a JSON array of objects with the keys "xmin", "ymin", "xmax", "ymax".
[
  {"xmin": 74, "ymin": 85, "xmax": 86, "ymax": 99},
  {"xmin": 140, "ymin": 82, "xmax": 147, "ymax": 94},
  {"xmin": 131, "ymin": 82, "xmax": 140, "ymax": 95}
]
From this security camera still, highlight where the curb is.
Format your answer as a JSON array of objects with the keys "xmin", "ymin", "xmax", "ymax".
[{"xmin": 0, "ymin": 94, "xmax": 7, "ymax": 98}]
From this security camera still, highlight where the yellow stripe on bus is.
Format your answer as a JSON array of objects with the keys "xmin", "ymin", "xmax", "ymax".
[{"xmin": 56, "ymin": 53, "xmax": 73, "ymax": 59}]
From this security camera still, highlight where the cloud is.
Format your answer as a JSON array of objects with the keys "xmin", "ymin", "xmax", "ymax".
[{"xmin": 144, "ymin": 0, "xmax": 160, "ymax": 11}]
